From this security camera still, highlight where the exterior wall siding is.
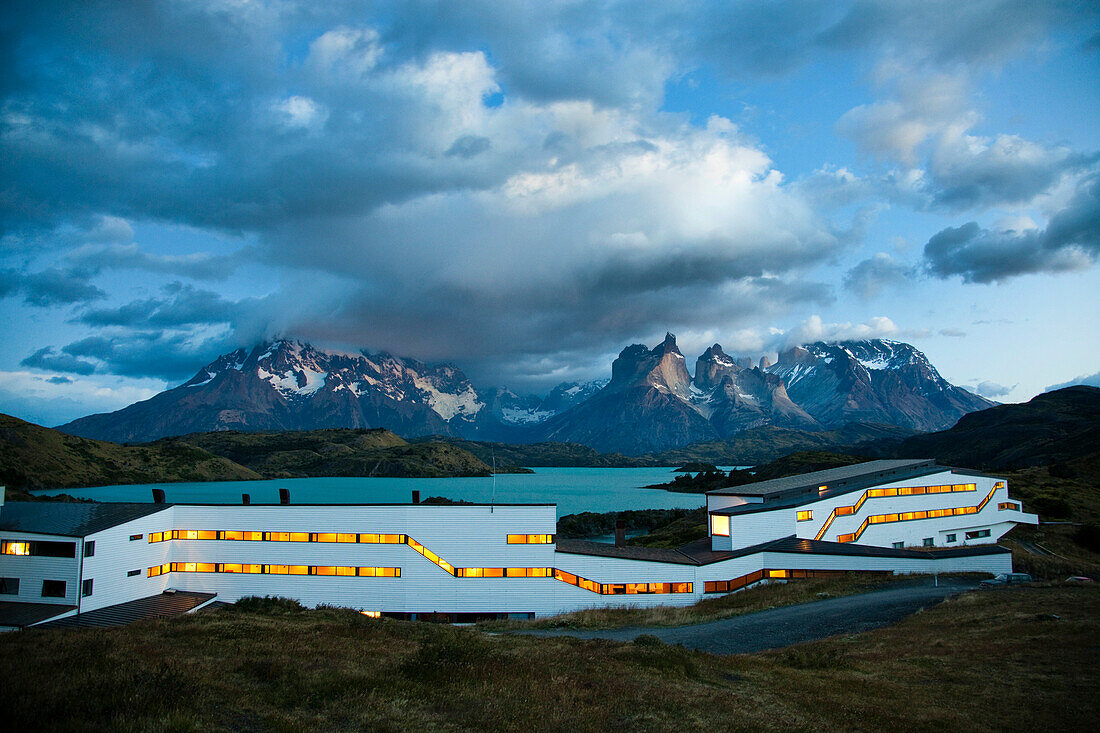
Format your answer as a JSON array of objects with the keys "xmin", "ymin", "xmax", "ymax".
[{"xmin": 0, "ymin": 531, "xmax": 81, "ymax": 606}]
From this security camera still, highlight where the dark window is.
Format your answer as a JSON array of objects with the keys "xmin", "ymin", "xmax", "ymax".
[
  {"xmin": 129, "ymin": 534, "xmax": 143, "ymax": 541},
  {"xmin": 34, "ymin": 541, "xmax": 77, "ymax": 558},
  {"xmin": 81, "ymin": 579, "xmax": 93, "ymax": 597},
  {"xmin": 127, "ymin": 569, "xmax": 141, "ymax": 577},
  {"xmin": 84, "ymin": 541, "xmax": 95, "ymax": 557},
  {"xmin": 892, "ymin": 541, "xmax": 904, "ymax": 549},
  {"xmin": 965, "ymin": 529, "xmax": 991, "ymax": 540},
  {"xmin": 0, "ymin": 577, "xmax": 19, "ymax": 595},
  {"xmin": 923, "ymin": 537, "xmax": 934, "ymax": 547},
  {"xmin": 42, "ymin": 580, "xmax": 66, "ymax": 598},
  {"xmin": 946, "ymin": 533, "xmax": 956, "ymax": 542}
]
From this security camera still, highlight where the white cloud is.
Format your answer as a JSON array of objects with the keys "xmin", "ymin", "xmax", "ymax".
[{"xmin": 778, "ymin": 315, "xmax": 899, "ymax": 348}]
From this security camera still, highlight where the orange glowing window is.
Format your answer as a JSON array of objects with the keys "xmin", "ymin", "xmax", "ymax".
[
  {"xmin": 337, "ymin": 533, "xmax": 357, "ymax": 543},
  {"xmin": 710, "ymin": 514, "xmax": 730, "ymax": 536},
  {"xmin": 148, "ymin": 532, "xmax": 163, "ymax": 543},
  {"xmin": 1, "ymin": 542, "xmax": 30, "ymax": 556},
  {"xmin": 288, "ymin": 565, "xmax": 308, "ymax": 575},
  {"xmin": 315, "ymin": 533, "xmax": 338, "ymax": 543},
  {"xmin": 507, "ymin": 534, "xmax": 554, "ymax": 544},
  {"xmin": 796, "ymin": 510, "xmax": 813, "ymax": 522}
]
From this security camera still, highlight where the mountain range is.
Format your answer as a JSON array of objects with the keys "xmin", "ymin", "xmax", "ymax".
[{"xmin": 57, "ymin": 334, "xmax": 993, "ymax": 454}]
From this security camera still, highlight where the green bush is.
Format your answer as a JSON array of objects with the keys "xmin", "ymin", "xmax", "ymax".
[
  {"xmin": 233, "ymin": 595, "xmax": 306, "ymax": 614},
  {"xmin": 1030, "ymin": 495, "xmax": 1072, "ymax": 519},
  {"xmin": 1073, "ymin": 524, "xmax": 1100, "ymax": 554}
]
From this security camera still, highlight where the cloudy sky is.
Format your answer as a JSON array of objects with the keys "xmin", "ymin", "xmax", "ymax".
[{"xmin": 2, "ymin": 1, "xmax": 1098, "ymax": 426}]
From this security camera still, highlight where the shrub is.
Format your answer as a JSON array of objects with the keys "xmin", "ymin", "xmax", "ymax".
[
  {"xmin": 633, "ymin": 634, "xmax": 663, "ymax": 646},
  {"xmin": 1073, "ymin": 524, "xmax": 1100, "ymax": 554},
  {"xmin": 1030, "ymin": 495, "xmax": 1072, "ymax": 519},
  {"xmin": 232, "ymin": 595, "xmax": 306, "ymax": 614}
]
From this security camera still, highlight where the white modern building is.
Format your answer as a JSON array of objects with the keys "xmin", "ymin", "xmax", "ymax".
[{"xmin": 0, "ymin": 460, "xmax": 1037, "ymax": 629}]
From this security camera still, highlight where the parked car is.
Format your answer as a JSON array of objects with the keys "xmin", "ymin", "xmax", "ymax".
[{"xmin": 980, "ymin": 572, "xmax": 1033, "ymax": 587}]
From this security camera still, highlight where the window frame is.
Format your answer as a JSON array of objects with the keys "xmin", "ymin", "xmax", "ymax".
[{"xmin": 41, "ymin": 579, "xmax": 66, "ymax": 598}]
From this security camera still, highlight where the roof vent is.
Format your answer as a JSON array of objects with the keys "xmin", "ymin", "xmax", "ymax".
[
  {"xmin": 151, "ymin": 488, "xmax": 166, "ymax": 504},
  {"xmin": 279, "ymin": 488, "xmax": 290, "ymax": 505}
]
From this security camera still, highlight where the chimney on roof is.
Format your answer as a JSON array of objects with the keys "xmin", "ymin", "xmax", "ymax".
[
  {"xmin": 279, "ymin": 488, "xmax": 290, "ymax": 505},
  {"xmin": 242, "ymin": 493, "xmax": 250, "ymax": 505},
  {"xmin": 614, "ymin": 519, "xmax": 626, "ymax": 548},
  {"xmin": 151, "ymin": 488, "xmax": 166, "ymax": 504},
  {"xmin": 412, "ymin": 490, "xmax": 421, "ymax": 504}
]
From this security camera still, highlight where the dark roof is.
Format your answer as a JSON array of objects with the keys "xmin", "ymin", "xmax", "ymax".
[
  {"xmin": 707, "ymin": 459, "xmax": 938, "ymax": 497},
  {"xmin": 34, "ymin": 591, "xmax": 217, "ymax": 629},
  {"xmin": 558, "ymin": 534, "xmax": 1011, "ymax": 567},
  {"xmin": 0, "ymin": 601, "xmax": 75, "ymax": 628},
  {"xmin": 0, "ymin": 502, "xmax": 171, "ymax": 537},
  {"xmin": 756, "ymin": 536, "xmax": 1011, "ymax": 560},
  {"xmin": 555, "ymin": 539, "xmax": 698, "ymax": 565}
]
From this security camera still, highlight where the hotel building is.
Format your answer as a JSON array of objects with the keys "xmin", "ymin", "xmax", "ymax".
[{"xmin": 0, "ymin": 459, "xmax": 1036, "ymax": 629}]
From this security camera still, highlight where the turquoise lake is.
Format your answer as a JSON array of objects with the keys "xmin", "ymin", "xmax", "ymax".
[{"xmin": 36, "ymin": 467, "xmax": 706, "ymax": 517}]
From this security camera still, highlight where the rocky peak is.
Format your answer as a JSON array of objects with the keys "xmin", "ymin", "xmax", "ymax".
[
  {"xmin": 759, "ymin": 355, "xmax": 773, "ymax": 369},
  {"xmin": 777, "ymin": 346, "xmax": 814, "ymax": 365},
  {"xmin": 608, "ymin": 333, "xmax": 691, "ymax": 398},
  {"xmin": 694, "ymin": 343, "xmax": 743, "ymax": 391}
]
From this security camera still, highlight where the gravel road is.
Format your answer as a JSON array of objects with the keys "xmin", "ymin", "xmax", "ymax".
[{"xmin": 521, "ymin": 578, "xmax": 981, "ymax": 654}]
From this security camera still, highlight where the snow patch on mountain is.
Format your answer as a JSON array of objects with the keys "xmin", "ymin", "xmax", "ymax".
[{"xmin": 413, "ymin": 377, "xmax": 483, "ymax": 421}]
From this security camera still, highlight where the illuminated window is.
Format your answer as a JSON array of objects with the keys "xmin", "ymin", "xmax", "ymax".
[
  {"xmin": 1, "ymin": 540, "xmax": 75, "ymax": 557},
  {"xmin": 1, "ymin": 541, "xmax": 29, "ymax": 556},
  {"xmin": 796, "ymin": 510, "xmax": 813, "ymax": 522},
  {"xmin": 507, "ymin": 534, "xmax": 554, "ymax": 544},
  {"xmin": 710, "ymin": 515, "xmax": 730, "ymax": 536},
  {"xmin": 998, "ymin": 502, "xmax": 1020, "ymax": 511},
  {"xmin": 130, "ymin": 534, "xmax": 143, "ymax": 541},
  {"xmin": 148, "ymin": 532, "xmax": 163, "ymax": 543},
  {"xmin": 360, "ymin": 611, "xmax": 381, "ymax": 618}
]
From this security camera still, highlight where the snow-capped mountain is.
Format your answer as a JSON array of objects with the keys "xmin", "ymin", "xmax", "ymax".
[
  {"xmin": 56, "ymin": 334, "xmax": 994, "ymax": 451},
  {"xmin": 765, "ymin": 340, "xmax": 995, "ymax": 431},
  {"xmin": 59, "ymin": 339, "xmax": 491, "ymax": 443},
  {"xmin": 532, "ymin": 335, "xmax": 990, "ymax": 454}
]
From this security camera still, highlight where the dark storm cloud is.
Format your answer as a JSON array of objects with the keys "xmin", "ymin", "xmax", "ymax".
[
  {"xmin": 67, "ymin": 244, "xmax": 250, "ymax": 281},
  {"xmin": 930, "ymin": 145, "xmax": 1098, "ymax": 212},
  {"xmin": 924, "ymin": 175, "xmax": 1100, "ymax": 282},
  {"xmin": 3, "ymin": 1, "xmax": 1097, "ymax": 389},
  {"xmin": 20, "ymin": 347, "xmax": 96, "ymax": 375},
  {"xmin": 0, "ymin": 267, "xmax": 106, "ymax": 307},
  {"xmin": 843, "ymin": 253, "xmax": 914, "ymax": 298},
  {"xmin": 59, "ymin": 331, "xmax": 239, "ymax": 382},
  {"xmin": 444, "ymin": 135, "xmax": 491, "ymax": 159},
  {"xmin": 78, "ymin": 283, "xmax": 241, "ymax": 328}
]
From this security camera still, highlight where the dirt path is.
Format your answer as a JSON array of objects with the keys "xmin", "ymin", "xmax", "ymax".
[{"xmin": 522, "ymin": 578, "xmax": 981, "ymax": 654}]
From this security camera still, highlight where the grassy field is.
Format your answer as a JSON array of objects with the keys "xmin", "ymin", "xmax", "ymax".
[{"xmin": 2, "ymin": 585, "xmax": 1096, "ymax": 731}]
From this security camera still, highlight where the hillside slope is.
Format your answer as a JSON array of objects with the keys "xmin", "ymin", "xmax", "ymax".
[
  {"xmin": 176, "ymin": 428, "xmax": 496, "ymax": 479},
  {"xmin": 874, "ymin": 386, "xmax": 1100, "ymax": 471},
  {"xmin": 0, "ymin": 413, "xmax": 261, "ymax": 492}
]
